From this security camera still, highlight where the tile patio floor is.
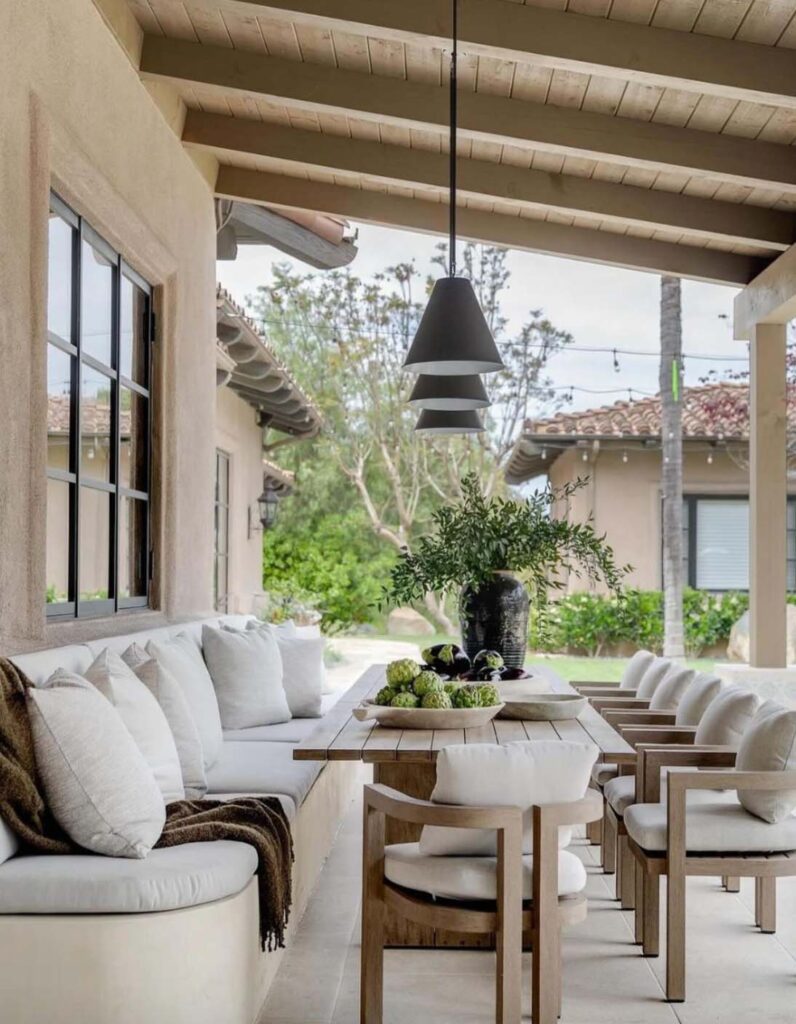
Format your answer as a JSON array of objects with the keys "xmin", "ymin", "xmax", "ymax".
[{"xmin": 259, "ymin": 785, "xmax": 796, "ymax": 1024}]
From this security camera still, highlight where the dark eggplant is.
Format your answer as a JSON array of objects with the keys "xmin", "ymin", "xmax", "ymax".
[
  {"xmin": 476, "ymin": 667, "xmax": 503, "ymax": 682},
  {"xmin": 498, "ymin": 666, "xmax": 530, "ymax": 681},
  {"xmin": 421, "ymin": 643, "xmax": 471, "ymax": 677},
  {"xmin": 472, "ymin": 649, "xmax": 504, "ymax": 672}
]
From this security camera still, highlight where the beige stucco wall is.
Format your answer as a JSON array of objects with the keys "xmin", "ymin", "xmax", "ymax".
[
  {"xmin": 0, "ymin": 0, "xmax": 218, "ymax": 652},
  {"xmin": 549, "ymin": 445, "xmax": 754, "ymax": 592},
  {"xmin": 214, "ymin": 386, "xmax": 268, "ymax": 614}
]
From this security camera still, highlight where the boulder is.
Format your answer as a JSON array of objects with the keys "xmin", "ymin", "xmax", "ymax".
[
  {"xmin": 387, "ymin": 607, "xmax": 435, "ymax": 637},
  {"xmin": 727, "ymin": 606, "xmax": 796, "ymax": 664}
]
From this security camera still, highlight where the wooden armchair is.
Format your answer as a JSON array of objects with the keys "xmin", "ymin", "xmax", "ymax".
[
  {"xmin": 627, "ymin": 745, "xmax": 796, "ymax": 1001},
  {"xmin": 361, "ymin": 783, "xmax": 602, "ymax": 1024}
]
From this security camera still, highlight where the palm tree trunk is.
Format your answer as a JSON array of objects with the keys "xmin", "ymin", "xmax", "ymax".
[{"xmin": 660, "ymin": 276, "xmax": 685, "ymax": 659}]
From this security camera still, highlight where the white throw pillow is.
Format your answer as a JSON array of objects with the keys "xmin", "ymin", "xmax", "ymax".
[
  {"xmin": 649, "ymin": 667, "xmax": 695, "ymax": 711},
  {"xmin": 202, "ymin": 624, "xmax": 291, "ymax": 729},
  {"xmin": 245, "ymin": 619, "xmax": 296, "ymax": 637},
  {"xmin": 246, "ymin": 620, "xmax": 330, "ymax": 694},
  {"xmin": 621, "ymin": 650, "xmax": 656, "ymax": 690},
  {"xmin": 694, "ymin": 686, "xmax": 760, "ymax": 748},
  {"xmin": 146, "ymin": 633, "xmax": 223, "ymax": 770},
  {"xmin": 675, "ymin": 673, "xmax": 722, "ymax": 727},
  {"xmin": 28, "ymin": 671, "xmax": 165, "ymax": 858},
  {"xmin": 123, "ymin": 643, "xmax": 207, "ymax": 798},
  {"xmin": 85, "ymin": 649, "xmax": 184, "ymax": 804},
  {"xmin": 636, "ymin": 657, "xmax": 673, "ymax": 700},
  {"xmin": 419, "ymin": 741, "xmax": 598, "ymax": 857},
  {"xmin": 736, "ymin": 701, "xmax": 796, "ymax": 823},
  {"xmin": 275, "ymin": 636, "xmax": 324, "ymax": 718}
]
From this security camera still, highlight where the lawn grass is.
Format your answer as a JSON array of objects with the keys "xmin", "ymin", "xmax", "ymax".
[{"xmin": 367, "ymin": 633, "xmax": 718, "ymax": 683}]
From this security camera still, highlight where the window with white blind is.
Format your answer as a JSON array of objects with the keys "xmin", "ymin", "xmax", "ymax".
[{"xmin": 680, "ymin": 496, "xmax": 796, "ymax": 592}]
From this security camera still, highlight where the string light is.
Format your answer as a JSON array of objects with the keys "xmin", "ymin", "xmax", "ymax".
[
  {"xmin": 541, "ymin": 447, "xmax": 547, "ymax": 461},
  {"xmin": 707, "ymin": 452, "xmax": 714, "ymax": 465},
  {"xmin": 581, "ymin": 450, "xmax": 589, "ymax": 462},
  {"xmin": 622, "ymin": 450, "xmax": 628, "ymax": 464}
]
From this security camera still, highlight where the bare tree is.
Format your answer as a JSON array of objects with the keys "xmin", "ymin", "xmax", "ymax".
[{"xmin": 660, "ymin": 276, "xmax": 685, "ymax": 659}]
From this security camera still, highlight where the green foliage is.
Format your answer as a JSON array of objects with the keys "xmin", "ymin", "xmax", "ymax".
[
  {"xmin": 386, "ymin": 473, "xmax": 626, "ymax": 607},
  {"xmin": 536, "ymin": 588, "xmax": 750, "ymax": 657}
]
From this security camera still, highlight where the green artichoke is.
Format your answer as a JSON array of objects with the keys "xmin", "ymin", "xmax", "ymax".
[
  {"xmin": 452, "ymin": 684, "xmax": 483, "ymax": 709},
  {"xmin": 475, "ymin": 683, "xmax": 501, "ymax": 707},
  {"xmin": 390, "ymin": 691, "xmax": 420, "ymax": 709},
  {"xmin": 421, "ymin": 690, "xmax": 453, "ymax": 710},
  {"xmin": 386, "ymin": 659, "xmax": 421, "ymax": 689},
  {"xmin": 443, "ymin": 681, "xmax": 461, "ymax": 697},
  {"xmin": 374, "ymin": 685, "xmax": 395, "ymax": 707},
  {"xmin": 413, "ymin": 670, "xmax": 444, "ymax": 698}
]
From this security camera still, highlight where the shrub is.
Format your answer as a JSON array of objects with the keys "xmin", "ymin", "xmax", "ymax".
[{"xmin": 534, "ymin": 588, "xmax": 748, "ymax": 657}]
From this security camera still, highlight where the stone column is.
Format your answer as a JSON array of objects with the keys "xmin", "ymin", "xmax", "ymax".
[{"xmin": 749, "ymin": 323, "xmax": 788, "ymax": 668}]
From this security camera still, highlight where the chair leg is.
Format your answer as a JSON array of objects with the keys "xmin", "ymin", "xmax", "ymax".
[
  {"xmin": 723, "ymin": 876, "xmax": 740, "ymax": 893},
  {"xmin": 666, "ymin": 865, "xmax": 686, "ymax": 1002},
  {"xmin": 634, "ymin": 859, "xmax": 644, "ymax": 945},
  {"xmin": 361, "ymin": 806, "xmax": 385, "ymax": 1024},
  {"xmin": 603, "ymin": 807, "xmax": 617, "ymax": 876},
  {"xmin": 532, "ymin": 815, "xmax": 561, "ymax": 1024},
  {"xmin": 642, "ymin": 870, "xmax": 660, "ymax": 957},
  {"xmin": 618, "ymin": 835, "xmax": 636, "ymax": 910},
  {"xmin": 587, "ymin": 814, "xmax": 603, "ymax": 847},
  {"xmin": 756, "ymin": 876, "xmax": 776, "ymax": 934}
]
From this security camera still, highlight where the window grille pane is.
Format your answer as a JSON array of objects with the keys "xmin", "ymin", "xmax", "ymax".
[
  {"xmin": 78, "ymin": 487, "xmax": 110, "ymax": 601},
  {"xmin": 118, "ymin": 496, "xmax": 148, "ymax": 599},
  {"xmin": 80, "ymin": 365, "xmax": 113, "ymax": 481},
  {"xmin": 120, "ymin": 276, "xmax": 149, "ymax": 385},
  {"xmin": 47, "ymin": 344, "xmax": 73, "ymax": 472},
  {"xmin": 695, "ymin": 500, "xmax": 749, "ymax": 591},
  {"xmin": 80, "ymin": 239, "xmax": 113, "ymax": 366},
  {"xmin": 48, "ymin": 214, "xmax": 73, "ymax": 347},
  {"xmin": 119, "ymin": 388, "xmax": 148, "ymax": 492},
  {"xmin": 46, "ymin": 478, "xmax": 72, "ymax": 604}
]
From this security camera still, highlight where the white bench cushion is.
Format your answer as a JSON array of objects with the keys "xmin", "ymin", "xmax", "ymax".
[
  {"xmin": 222, "ymin": 692, "xmax": 343, "ymax": 743},
  {"xmin": 206, "ymin": 742, "xmax": 323, "ymax": 808},
  {"xmin": 0, "ymin": 841, "xmax": 257, "ymax": 913},
  {"xmin": 384, "ymin": 843, "xmax": 587, "ymax": 901},
  {"xmin": 0, "ymin": 819, "xmax": 18, "ymax": 866},
  {"xmin": 11, "ymin": 645, "xmax": 93, "ymax": 686},
  {"xmin": 624, "ymin": 799, "xmax": 796, "ymax": 853}
]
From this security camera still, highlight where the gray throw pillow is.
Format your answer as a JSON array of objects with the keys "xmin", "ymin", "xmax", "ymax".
[
  {"xmin": 736, "ymin": 701, "xmax": 796, "ymax": 823},
  {"xmin": 27, "ymin": 671, "xmax": 165, "ymax": 858},
  {"xmin": 201, "ymin": 624, "xmax": 291, "ymax": 729}
]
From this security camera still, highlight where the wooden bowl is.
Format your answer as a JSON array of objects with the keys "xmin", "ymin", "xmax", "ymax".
[
  {"xmin": 497, "ymin": 693, "xmax": 587, "ymax": 721},
  {"xmin": 353, "ymin": 701, "xmax": 504, "ymax": 730}
]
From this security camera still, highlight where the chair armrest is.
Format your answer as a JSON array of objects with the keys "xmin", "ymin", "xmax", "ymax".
[
  {"xmin": 602, "ymin": 709, "xmax": 676, "ymax": 728},
  {"xmin": 534, "ymin": 790, "xmax": 604, "ymax": 828},
  {"xmin": 619, "ymin": 726, "xmax": 696, "ymax": 748},
  {"xmin": 635, "ymin": 745, "xmax": 737, "ymax": 802},
  {"xmin": 591, "ymin": 696, "xmax": 650, "ymax": 714},
  {"xmin": 364, "ymin": 784, "xmax": 522, "ymax": 830},
  {"xmin": 572, "ymin": 683, "xmax": 627, "ymax": 695}
]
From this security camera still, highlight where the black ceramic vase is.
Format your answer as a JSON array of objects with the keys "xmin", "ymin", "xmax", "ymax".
[{"xmin": 459, "ymin": 572, "xmax": 530, "ymax": 668}]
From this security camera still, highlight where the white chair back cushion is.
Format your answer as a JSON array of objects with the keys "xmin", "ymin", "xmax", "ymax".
[
  {"xmin": 201, "ymin": 624, "xmax": 291, "ymax": 730},
  {"xmin": 124, "ymin": 644, "xmax": 207, "ymax": 798},
  {"xmin": 736, "ymin": 701, "xmax": 796, "ymax": 823},
  {"xmin": 85, "ymin": 649, "xmax": 185, "ymax": 804},
  {"xmin": 27, "ymin": 671, "xmax": 165, "ymax": 858},
  {"xmin": 694, "ymin": 687, "xmax": 760, "ymax": 748},
  {"xmin": 621, "ymin": 650, "xmax": 656, "ymax": 690},
  {"xmin": 146, "ymin": 633, "xmax": 224, "ymax": 770},
  {"xmin": 636, "ymin": 657, "xmax": 673, "ymax": 700},
  {"xmin": 675, "ymin": 673, "xmax": 723, "ymax": 727},
  {"xmin": 419, "ymin": 740, "xmax": 598, "ymax": 857},
  {"xmin": 648, "ymin": 666, "xmax": 695, "ymax": 711}
]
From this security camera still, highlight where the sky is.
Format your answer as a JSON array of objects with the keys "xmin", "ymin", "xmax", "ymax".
[{"xmin": 216, "ymin": 222, "xmax": 748, "ymax": 417}]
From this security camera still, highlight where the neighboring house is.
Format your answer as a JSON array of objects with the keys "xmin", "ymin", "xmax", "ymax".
[{"xmin": 506, "ymin": 383, "xmax": 796, "ymax": 594}]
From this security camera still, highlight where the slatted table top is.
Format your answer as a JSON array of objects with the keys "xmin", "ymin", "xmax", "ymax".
[{"xmin": 294, "ymin": 664, "xmax": 634, "ymax": 765}]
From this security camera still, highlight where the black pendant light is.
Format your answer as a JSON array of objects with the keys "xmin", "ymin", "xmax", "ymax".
[
  {"xmin": 415, "ymin": 409, "xmax": 484, "ymax": 435},
  {"xmin": 403, "ymin": 0, "xmax": 503, "ymax": 378},
  {"xmin": 408, "ymin": 373, "xmax": 489, "ymax": 410}
]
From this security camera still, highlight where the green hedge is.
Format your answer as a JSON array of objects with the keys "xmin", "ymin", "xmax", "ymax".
[{"xmin": 533, "ymin": 589, "xmax": 752, "ymax": 658}]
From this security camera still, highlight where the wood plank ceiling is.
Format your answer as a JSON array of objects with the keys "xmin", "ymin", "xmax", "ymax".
[{"xmin": 125, "ymin": 0, "xmax": 796, "ymax": 285}]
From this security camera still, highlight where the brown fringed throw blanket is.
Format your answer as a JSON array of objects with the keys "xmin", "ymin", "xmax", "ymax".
[{"xmin": 0, "ymin": 658, "xmax": 293, "ymax": 950}]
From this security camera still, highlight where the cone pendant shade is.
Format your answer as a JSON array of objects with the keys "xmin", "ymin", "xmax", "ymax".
[
  {"xmin": 403, "ymin": 277, "xmax": 504, "ymax": 376},
  {"xmin": 408, "ymin": 373, "xmax": 489, "ymax": 410},
  {"xmin": 415, "ymin": 409, "xmax": 484, "ymax": 434}
]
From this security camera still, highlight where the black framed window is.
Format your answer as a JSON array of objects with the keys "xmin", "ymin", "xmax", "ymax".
[
  {"xmin": 680, "ymin": 495, "xmax": 796, "ymax": 592},
  {"xmin": 214, "ymin": 450, "xmax": 230, "ymax": 613},
  {"xmin": 46, "ymin": 192, "xmax": 154, "ymax": 618}
]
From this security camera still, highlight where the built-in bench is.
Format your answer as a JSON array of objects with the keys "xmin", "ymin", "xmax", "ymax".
[{"xmin": 0, "ymin": 616, "xmax": 366, "ymax": 1024}]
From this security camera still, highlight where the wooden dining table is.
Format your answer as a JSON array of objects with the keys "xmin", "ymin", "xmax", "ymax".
[{"xmin": 295, "ymin": 663, "xmax": 634, "ymax": 948}]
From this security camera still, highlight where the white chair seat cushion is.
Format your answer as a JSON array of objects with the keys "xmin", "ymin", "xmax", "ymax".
[
  {"xmin": 384, "ymin": 843, "xmax": 587, "ymax": 901},
  {"xmin": 0, "ymin": 841, "xmax": 257, "ymax": 913},
  {"xmin": 624, "ymin": 799, "xmax": 796, "ymax": 853},
  {"xmin": 591, "ymin": 762, "xmax": 618, "ymax": 787},
  {"xmin": 205, "ymin": 742, "xmax": 323, "ymax": 808},
  {"xmin": 222, "ymin": 693, "xmax": 343, "ymax": 743},
  {"xmin": 604, "ymin": 774, "xmax": 738, "ymax": 816}
]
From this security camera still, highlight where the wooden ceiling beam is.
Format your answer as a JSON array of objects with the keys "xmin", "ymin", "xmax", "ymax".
[
  {"xmin": 734, "ymin": 245, "xmax": 796, "ymax": 338},
  {"xmin": 185, "ymin": 109, "xmax": 793, "ymax": 252},
  {"xmin": 218, "ymin": 0, "xmax": 796, "ymax": 108},
  {"xmin": 141, "ymin": 36, "xmax": 796, "ymax": 194},
  {"xmin": 215, "ymin": 165, "xmax": 768, "ymax": 286}
]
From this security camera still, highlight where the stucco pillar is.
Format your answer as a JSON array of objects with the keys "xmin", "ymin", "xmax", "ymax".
[{"xmin": 749, "ymin": 323, "xmax": 787, "ymax": 668}]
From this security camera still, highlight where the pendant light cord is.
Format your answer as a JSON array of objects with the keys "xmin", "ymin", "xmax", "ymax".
[{"xmin": 449, "ymin": 0, "xmax": 458, "ymax": 278}]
